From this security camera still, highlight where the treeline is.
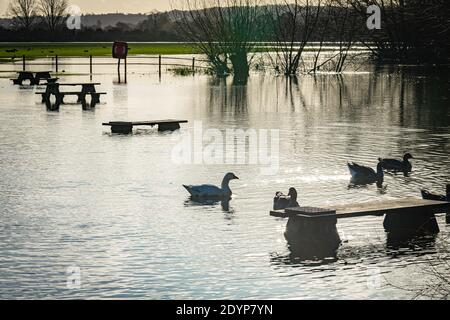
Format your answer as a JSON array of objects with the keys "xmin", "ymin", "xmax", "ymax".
[
  {"xmin": 1, "ymin": 6, "xmax": 362, "ymax": 42},
  {"xmin": 350, "ymin": 0, "xmax": 450, "ymax": 64},
  {"xmin": 0, "ymin": 11, "xmax": 183, "ymax": 42}
]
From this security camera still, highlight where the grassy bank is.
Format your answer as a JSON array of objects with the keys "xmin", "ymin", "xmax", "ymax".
[{"xmin": 0, "ymin": 42, "xmax": 201, "ymax": 58}]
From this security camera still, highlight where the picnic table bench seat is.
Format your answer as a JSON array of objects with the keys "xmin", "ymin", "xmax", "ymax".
[{"xmin": 36, "ymin": 82, "xmax": 106, "ymax": 111}]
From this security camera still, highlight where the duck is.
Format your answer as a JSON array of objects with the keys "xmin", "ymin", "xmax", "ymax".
[
  {"xmin": 183, "ymin": 172, "xmax": 239, "ymax": 200},
  {"xmin": 379, "ymin": 153, "xmax": 414, "ymax": 172},
  {"xmin": 273, "ymin": 188, "xmax": 299, "ymax": 210},
  {"xmin": 421, "ymin": 184, "xmax": 450, "ymax": 202},
  {"xmin": 348, "ymin": 161, "xmax": 384, "ymax": 185}
]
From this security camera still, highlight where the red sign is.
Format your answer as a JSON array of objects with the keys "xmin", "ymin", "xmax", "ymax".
[{"xmin": 112, "ymin": 41, "xmax": 128, "ymax": 59}]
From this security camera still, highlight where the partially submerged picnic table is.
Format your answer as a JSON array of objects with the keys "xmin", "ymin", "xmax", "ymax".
[
  {"xmin": 103, "ymin": 120, "xmax": 188, "ymax": 134},
  {"xmin": 36, "ymin": 82, "xmax": 106, "ymax": 111},
  {"xmin": 11, "ymin": 71, "xmax": 58, "ymax": 85},
  {"xmin": 270, "ymin": 198, "xmax": 450, "ymax": 250}
]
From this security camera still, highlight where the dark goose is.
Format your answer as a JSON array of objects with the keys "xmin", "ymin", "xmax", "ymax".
[{"xmin": 379, "ymin": 153, "xmax": 414, "ymax": 172}]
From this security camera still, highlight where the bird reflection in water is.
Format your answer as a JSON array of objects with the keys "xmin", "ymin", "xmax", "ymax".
[
  {"xmin": 347, "ymin": 181, "xmax": 388, "ymax": 194},
  {"xmin": 184, "ymin": 197, "xmax": 234, "ymax": 213}
]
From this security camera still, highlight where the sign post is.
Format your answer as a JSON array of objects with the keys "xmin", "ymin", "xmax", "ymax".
[{"xmin": 112, "ymin": 41, "xmax": 128, "ymax": 83}]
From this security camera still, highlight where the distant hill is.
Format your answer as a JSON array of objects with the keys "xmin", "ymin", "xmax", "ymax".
[
  {"xmin": 0, "ymin": 6, "xmax": 364, "ymax": 43},
  {"xmin": 80, "ymin": 13, "xmax": 149, "ymax": 28},
  {"xmin": 0, "ymin": 13, "xmax": 151, "ymax": 29},
  {"xmin": 0, "ymin": 18, "xmax": 10, "ymax": 28}
]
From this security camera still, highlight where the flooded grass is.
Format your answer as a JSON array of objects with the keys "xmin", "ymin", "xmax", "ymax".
[{"xmin": 0, "ymin": 42, "xmax": 200, "ymax": 58}]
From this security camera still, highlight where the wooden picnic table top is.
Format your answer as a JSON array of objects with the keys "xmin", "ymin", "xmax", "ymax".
[
  {"xmin": 17, "ymin": 71, "xmax": 51, "ymax": 74},
  {"xmin": 103, "ymin": 120, "xmax": 188, "ymax": 126},
  {"xmin": 45, "ymin": 82, "xmax": 101, "ymax": 86},
  {"xmin": 270, "ymin": 198, "xmax": 450, "ymax": 220}
]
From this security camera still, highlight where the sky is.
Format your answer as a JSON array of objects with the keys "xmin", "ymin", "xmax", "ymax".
[
  {"xmin": 1, "ymin": 0, "xmax": 297, "ymax": 17},
  {"xmin": 1, "ymin": 0, "xmax": 178, "ymax": 16}
]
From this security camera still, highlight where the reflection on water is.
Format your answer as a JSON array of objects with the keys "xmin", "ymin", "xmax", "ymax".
[
  {"xmin": 0, "ymin": 59, "xmax": 450, "ymax": 299},
  {"xmin": 270, "ymin": 250, "xmax": 338, "ymax": 268},
  {"xmin": 386, "ymin": 233, "xmax": 437, "ymax": 252},
  {"xmin": 184, "ymin": 198, "xmax": 234, "ymax": 213}
]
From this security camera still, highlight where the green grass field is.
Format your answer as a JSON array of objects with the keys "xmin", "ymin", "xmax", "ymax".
[{"xmin": 0, "ymin": 42, "xmax": 201, "ymax": 58}]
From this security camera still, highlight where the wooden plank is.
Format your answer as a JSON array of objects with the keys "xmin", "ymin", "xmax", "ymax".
[
  {"xmin": 17, "ymin": 71, "xmax": 51, "ymax": 74},
  {"xmin": 132, "ymin": 120, "xmax": 188, "ymax": 126},
  {"xmin": 36, "ymin": 91, "xmax": 106, "ymax": 95},
  {"xmin": 102, "ymin": 120, "xmax": 188, "ymax": 126},
  {"xmin": 270, "ymin": 198, "xmax": 450, "ymax": 219},
  {"xmin": 285, "ymin": 206, "xmax": 336, "ymax": 216},
  {"xmin": 44, "ymin": 83, "xmax": 101, "ymax": 86}
]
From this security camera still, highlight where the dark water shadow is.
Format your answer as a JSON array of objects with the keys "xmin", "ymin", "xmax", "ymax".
[
  {"xmin": 348, "ymin": 180, "xmax": 387, "ymax": 193},
  {"xmin": 271, "ymin": 227, "xmax": 438, "ymax": 269},
  {"xmin": 184, "ymin": 197, "xmax": 234, "ymax": 213},
  {"xmin": 270, "ymin": 242, "xmax": 339, "ymax": 267},
  {"xmin": 102, "ymin": 128, "xmax": 181, "ymax": 136},
  {"xmin": 386, "ymin": 232, "xmax": 437, "ymax": 253}
]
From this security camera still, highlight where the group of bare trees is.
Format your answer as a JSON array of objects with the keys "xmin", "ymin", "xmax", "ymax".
[
  {"xmin": 7, "ymin": 0, "xmax": 69, "ymax": 34},
  {"xmin": 267, "ymin": 0, "xmax": 361, "ymax": 75},
  {"xmin": 174, "ymin": 0, "xmax": 366, "ymax": 79},
  {"xmin": 174, "ymin": 0, "xmax": 449, "ymax": 80},
  {"xmin": 349, "ymin": 0, "xmax": 450, "ymax": 63}
]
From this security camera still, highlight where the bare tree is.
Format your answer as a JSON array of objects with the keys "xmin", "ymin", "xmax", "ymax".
[
  {"xmin": 38, "ymin": 0, "xmax": 68, "ymax": 34},
  {"xmin": 173, "ymin": 0, "xmax": 265, "ymax": 81},
  {"xmin": 309, "ymin": 0, "xmax": 333, "ymax": 73},
  {"xmin": 267, "ymin": 0, "xmax": 323, "ymax": 75},
  {"xmin": 329, "ymin": 1, "xmax": 359, "ymax": 73},
  {"xmin": 7, "ymin": 0, "xmax": 38, "ymax": 32}
]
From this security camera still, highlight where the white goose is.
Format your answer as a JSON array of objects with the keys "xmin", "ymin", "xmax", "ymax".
[{"xmin": 183, "ymin": 173, "xmax": 239, "ymax": 199}]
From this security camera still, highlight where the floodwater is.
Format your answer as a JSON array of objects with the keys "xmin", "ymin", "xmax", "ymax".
[{"xmin": 0, "ymin": 56, "xmax": 450, "ymax": 299}]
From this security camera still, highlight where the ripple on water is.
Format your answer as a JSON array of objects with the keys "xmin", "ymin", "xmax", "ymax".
[{"xmin": 1, "ymin": 64, "xmax": 450, "ymax": 299}]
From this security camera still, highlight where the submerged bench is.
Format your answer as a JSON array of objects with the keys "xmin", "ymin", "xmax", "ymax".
[
  {"xmin": 35, "ymin": 83, "xmax": 106, "ymax": 110},
  {"xmin": 11, "ymin": 71, "xmax": 58, "ymax": 85},
  {"xmin": 271, "ymin": 198, "xmax": 450, "ymax": 251},
  {"xmin": 102, "ymin": 120, "xmax": 188, "ymax": 134}
]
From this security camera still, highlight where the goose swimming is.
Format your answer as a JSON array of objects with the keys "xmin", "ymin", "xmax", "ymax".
[
  {"xmin": 379, "ymin": 153, "xmax": 414, "ymax": 173},
  {"xmin": 183, "ymin": 172, "xmax": 239, "ymax": 200},
  {"xmin": 348, "ymin": 161, "xmax": 384, "ymax": 186},
  {"xmin": 421, "ymin": 184, "xmax": 450, "ymax": 202},
  {"xmin": 273, "ymin": 188, "xmax": 299, "ymax": 210}
]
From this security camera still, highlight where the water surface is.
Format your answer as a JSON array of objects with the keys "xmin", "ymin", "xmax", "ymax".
[{"xmin": 0, "ymin": 58, "xmax": 449, "ymax": 299}]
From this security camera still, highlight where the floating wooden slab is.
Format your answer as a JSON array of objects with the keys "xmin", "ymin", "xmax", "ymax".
[
  {"xmin": 16, "ymin": 71, "xmax": 52, "ymax": 74},
  {"xmin": 102, "ymin": 120, "xmax": 188, "ymax": 134},
  {"xmin": 271, "ymin": 206, "xmax": 335, "ymax": 219},
  {"xmin": 286, "ymin": 206, "xmax": 336, "ymax": 216},
  {"xmin": 103, "ymin": 120, "xmax": 188, "ymax": 127},
  {"xmin": 44, "ymin": 83, "xmax": 101, "ymax": 86},
  {"xmin": 270, "ymin": 198, "xmax": 450, "ymax": 219}
]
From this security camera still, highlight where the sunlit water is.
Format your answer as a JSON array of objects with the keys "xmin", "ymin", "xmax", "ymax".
[{"xmin": 0, "ymin": 57, "xmax": 450, "ymax": 299}]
